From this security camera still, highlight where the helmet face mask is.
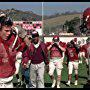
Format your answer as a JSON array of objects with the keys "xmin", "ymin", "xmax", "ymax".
[
  {"xmin": 86, "ymin": 37, "xmax": 90, "ymax": 44},
  {"xmin": 67, "ymin": 42, "xmax": 73, "ymax": 48},
  {"xmin": 78, "ymin": 41, "xmax": 81, "ymax": 45},
  {"xmin": 53, "ymin": 38, "xmax": 59, "ymax": 42},
  {"xmin": 53, "ymin": 35, "xmax": 59, "ymax": 42}
]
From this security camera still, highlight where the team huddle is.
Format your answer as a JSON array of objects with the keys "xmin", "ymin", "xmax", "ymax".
[{"xmin": 0, "ymin": 12, "xmax": 90, "ymax": 88}]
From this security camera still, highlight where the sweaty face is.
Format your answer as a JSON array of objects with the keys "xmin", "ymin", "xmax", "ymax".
[{"xmin": 0, "ymin": 25, "xmax": 12, "ymax": 40}]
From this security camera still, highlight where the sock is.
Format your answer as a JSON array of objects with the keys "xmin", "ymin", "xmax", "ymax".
[
  {"xmin": 52, "ymin": 79, "xmax": 56, "ymax": 84},
  {"xmin": 52, "ymin": 79, "xmax": 56, "ymax": 87},
  {"xmin": 57, "ymin": 80, "xmax": 60, "ymax": 86}
]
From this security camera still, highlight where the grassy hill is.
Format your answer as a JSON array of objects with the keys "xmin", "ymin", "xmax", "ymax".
[
  {"xmin": 43, "ymin": 13, "xmax": 82, "ymax": 28},
  {"xmin": 0, "ymin": 8, "xmax": 42, "ymax": 21},
  {"xmin": 0, "ymin": 9, "xmax": 82, "ymax": 27}
]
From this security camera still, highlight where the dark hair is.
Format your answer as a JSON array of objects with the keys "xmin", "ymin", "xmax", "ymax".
[
  {"xmin": 31, "ymin": 31, "xmax": 39, "ymax": 38},
  {"xmin": 0, "ymin": 17, "xmax": 13, "ymax": 29},
  {"xmin": 53, "ymin": 38, "xmax": 59, "ymax": 42},
  {"xmin": 32, "ymin": 34, "xmax": 39, "ymax": 38}
]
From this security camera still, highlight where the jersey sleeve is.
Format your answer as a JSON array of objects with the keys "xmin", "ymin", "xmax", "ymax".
[
  {"xmin": 59, "ymin": 41, "xmax": 67, "ymax": 48},
  {"xmin": 15, "ymin": 37, "xmax": 27, "ymax": 52},
  {"xmin": 21, "ymin": 47, "xmax": 30, "ymax": 65},
  {"xmin": 45, "ymin": 42, "xmax": 52, "ymax": 47}
]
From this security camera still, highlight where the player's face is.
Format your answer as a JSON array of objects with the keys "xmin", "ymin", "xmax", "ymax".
[
  {"xmin": 69, "ymin": 43, "xmax": 73, "ymax": 48},
  {"xmin": 32, "ymin": 37, "xmax": 39, "ymax": 44},
  {"xmin": 0, "ymin": 25, "xmax": 12, "ymax": 40}
]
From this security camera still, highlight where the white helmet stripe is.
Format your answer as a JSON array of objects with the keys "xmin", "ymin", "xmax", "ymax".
[{"xmin": 86, "ymin": 15, "xmax": 90, "ymax": 21}]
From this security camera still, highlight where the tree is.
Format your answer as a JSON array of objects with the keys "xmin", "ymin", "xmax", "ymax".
[{"xmin": 64, "ymin": 17, "xmax": 81, "ymax": 36}]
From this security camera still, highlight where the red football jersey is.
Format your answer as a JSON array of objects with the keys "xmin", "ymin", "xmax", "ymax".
[
  {"xmin": 66, "ymin": 47, "xmax": 78, "ymax": 61},
  {"xmin": 0, "ymin": 34, "xmax": 26, "ymax": 78},
  {"xmin": 46, "ymin": 41, "xmax": 66, "ymax": 58},
  {"xmin": 0, "ymin": 35, "xmax": 16, "ymax": 78}
]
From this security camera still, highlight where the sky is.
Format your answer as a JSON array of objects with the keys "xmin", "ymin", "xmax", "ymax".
[{"xmin": 0, "ymin": 2, "xmax": 90, "ymax": 16}]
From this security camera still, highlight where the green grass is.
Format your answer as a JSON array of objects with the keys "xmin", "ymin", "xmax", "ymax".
[
  {"xmin": 13, "ymin": 58, "xmax": 88, "ymax": 88},
  {"xmin": 45, "ymin": 62, "xmax": 88, "ymax": 88},
  {"xmin": 44, "ymin": 56, "xmax": 88, "ymax": 88}
]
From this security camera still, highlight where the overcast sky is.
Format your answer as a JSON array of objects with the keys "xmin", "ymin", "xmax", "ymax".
[{"xmin": 0, "ymin": 2, "xmax": 90, "ymax": 15}]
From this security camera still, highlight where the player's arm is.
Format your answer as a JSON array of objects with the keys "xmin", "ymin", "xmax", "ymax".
[
  {"xmin": 15, "ymin": 52, "xmax": 22, "ymax": 75},
  {"xmin": 22, "ymin": 47, "xmax": 31, "ymax": 69},
  {"xmin": 59, "ymin": 42, "xmax": 66, "ymax": 52},
  {"xmin": 47, "ymin": 42, "xmax": 54, "ymax": 50}
]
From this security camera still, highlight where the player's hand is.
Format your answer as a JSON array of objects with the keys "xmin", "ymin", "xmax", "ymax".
[
  {"xmin": 63, "ymin": 62, "xmax": 68, "ymax": 66},
  {"xmin": 22, "ymin": 63, "xmax": 27, "ymax": 69},
  {"xmin": 64, "ymin": 61, "xmax": 68, "ymax": 65}
]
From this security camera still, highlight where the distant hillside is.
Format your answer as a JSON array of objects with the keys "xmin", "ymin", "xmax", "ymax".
[
  {"xmin": 43, "ymin": 13, "xmax": 82, "ymax": 28},
  {"xmin": 0, "ymin": 8, "xmax": 42, "ymax": 21}
]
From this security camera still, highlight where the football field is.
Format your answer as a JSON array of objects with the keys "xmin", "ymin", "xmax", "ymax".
[
  {"xmin": 13, "ymin": 60, "xmax": 88, "ymax": 88},
  {"xmin": 44, "ymin": 62, "xmax": 88, "ymax": 88}
]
